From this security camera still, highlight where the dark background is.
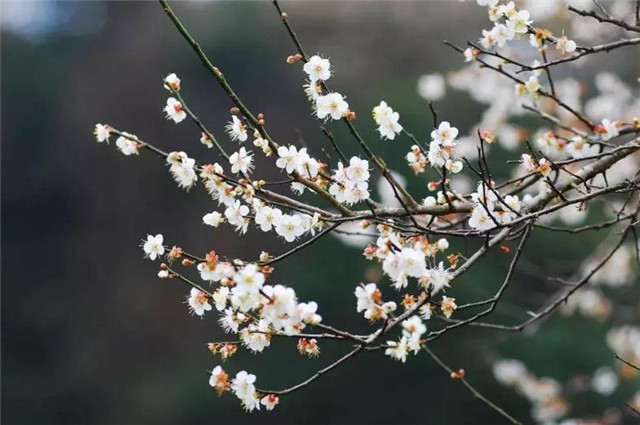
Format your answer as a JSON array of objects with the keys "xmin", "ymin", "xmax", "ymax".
[{"xmin": 2, "ymin": 1, "xmax": 638, "ymax": 424}]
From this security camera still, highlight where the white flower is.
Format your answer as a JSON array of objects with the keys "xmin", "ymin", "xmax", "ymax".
[
  {"xmin": 346, "ymin": 157, "xmax": 370, "ymax": 182},
  {"xmin": 167, "ymin": 151, "xmax": 197, "ymax": 190},
  {"xmin": 200, "ymin": 132, "xmax": 214, "ymax": 148},
  {"xmin": 303, "ymin": 55, "xmax": 331, "ymax": 82},
  {"xmin": 219, "ymin": 308, "xmax": 242, "ymax": 333},
  {"xmin": 477, "ymin": 0, "xmax": 498, "ymax": 5},
  {"xmin": 229, "ymin": 147, "xmax": 254, "ymax": 174},
  {"xmin": 441, "ymin": 296, "xmax": 457, "ymax": 318},
  {"xmin": 382, "ymin": 247, "xmax": 428, "ymax": 289},
  {"xmin": 463, "ymin": 47, "xmax": 476, "ymax": 62},
  {"xmin": 297, "ymin": 301, "xmax": 322, "ymax": 325},
  {"xmin": 254, "ymin": 205, "xmax": 283, "ymax": 232},
  {"xmin": 261, "ymin": 394, "xmax": 279, "ymax": 411},
  {"xmin": 422, "ymin": 262, "xmax": 452, "ymax": 294},
  {"xmin": 226, "ymin": 116, "xmax": 248, "ymax": 142},
  {"xmin": 445, "ymin": 159, "xmax": 463, "ymax": 174},
  {"xmin": 231, "ymin": 370, "xmax": 257, "ymax": 401},
  {"xmin": 142, "ymin": 234, "xmax": 164, "ymax": 260},
  {"xmin": 556, "ymin": 36, "xmax": 576, "ymax": 54},
  {"xmin": 187, "ymin": 287, "xmax": 212, "ymax": 316},
  {"xmin": 240, "ymin": 319, "xmax": 271, "ymax": 353},
  {"xmin": 385, "ymin": 337, "xmax": 409, "ymax": 362},
  {"xmin": 115, "ymin": 134, "xmax": 139, "ymax": 156},
  {"xmin": 566, "ymin": 136, "xmax": 597, "ymax": 159},
  {"xmin": 427, "ymin": 141, "xmax": 448, "ymax": 167},
  {"xmin": 600, "ymin": 118, "xmax": 619, "ymax": 141},
  {"xmin": 164, "ymin": 73, "xmax": 181, "ymax": 91},
  {"xmin": 203, "ymin": 211, "xmax": 223, "ymax": 227},
  {"xmin": 469, "ymin": 204, "xmax": 497, "ymax": 231},
  {"xmin": 506, "ymin": 9, "xmax": 532, "ymax": 34},
  {"xmin": 315, "ymin": 92, "xmax": 349, "ymax": 120},
  {"xmin": 402, "ymin": 316, "xmax": 427, "ymax": 338},
  {"xmin": 417, "ymin": 73, "xmax": 445, "ymax": 101},
  {"xmin": 212, "ymin": 286, "xmax": 229, "ymax": 311},
  {"xmin": 521, "ymin": 153, "xmax": 537, "ymax": 173},
  {"xmin": 275, "ymin": 214, "xmax": 305, "ymax": 242},
  {"xmin": 372, "ymin": 101, "xmax": 403, "ymax": 140},
  {"xmin": 93, "ymin": 124, "xmax": 110, "ymax": 142},
  {"xmin": 234, "ymin": 264, "xmax": 265, "ymax": 293},
  {"xmin": 276, "ymin": 145, "xmax": 302, "ymax": 174},
  {"xmin": 225, "ymin": 201, "xmax": 249, "ymax": 230},
  {"xmin": 524, "ymin": 75, "xmax": 540, "ymax": 95},
  {"xmin": 164, "ymin": 97, "xmax": 187, "ymax": 123},
  {"xmin": 431, "ymin": 121, "xmax": 458, "ymax": 145}
]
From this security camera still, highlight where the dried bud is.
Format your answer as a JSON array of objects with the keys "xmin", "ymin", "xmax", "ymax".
[
  {"xmin": 500, "ymin": 244, "xmax": 510, "ymax": 254},
  {"xmin": 632, "ymin": 117, "xmax": 640, "ymax": 129},
  {"xmin": 258, "ymin": 119, "xmax": 265, "ymax": 126},
  {"xmin": 280, "ymin": 12, "xmax": 288, "ymax": 19},
  {"xmin": 230, "ymin": 107, "xmax": 240, "ymax": 115},
  {"xmin": 428, "ymin": 181, "xmax": 440, "ymax": 191},
  {"xmin": 160, "ymin": 263, "xmax": 168, "ymax": 270},
  {"xmin": 360, "ymin": 220, "xmax": 371, "ymax": 229},
  {"xmin": 182, "ymin": 258, "xmax": 195, "ymax": 267},
  {"xmin": 261, "ymin": 265, "xmax": 274, "ymax": 275},
  {"xmin": 346, "ymin": 110, "xmax": 357, "ymax": 121},
  {"xmin": 447, "ymin": 253, "xmax": 460, "ymax": 268}
]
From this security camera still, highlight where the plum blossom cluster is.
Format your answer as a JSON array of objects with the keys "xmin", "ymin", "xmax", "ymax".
[
  {"xmin": 93, "ymin": 0, "xmax": 640, "ymax": 420},
  {"xmin": 468, "ymin": 181, "xmax": 521, "ymax": 231},
  {"xmin": 493, "ymin": 359, "xmax": 568, "ymax": 423},
  {"xmin": 209, "ymin": 367, "xmax": 279, "ymax": 411},
  {"xmin": 372, "ymin": 101, "xmax": 403, "ymax": 140}
]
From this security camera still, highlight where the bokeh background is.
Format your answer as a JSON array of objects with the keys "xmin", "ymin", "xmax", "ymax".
[{"xmin": 2, "ymin": 1, "xmax": 639, "ymax": 424}]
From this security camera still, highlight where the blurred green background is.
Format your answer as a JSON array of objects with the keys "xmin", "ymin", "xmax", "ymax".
[{"xmin": 2, "ymin": 1, "xmax": 638, "ymax": 424}]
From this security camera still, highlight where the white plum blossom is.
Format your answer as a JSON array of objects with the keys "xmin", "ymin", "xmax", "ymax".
[
  {"xmin": 240, "ymin": 319, "xmax": 271, "ymax": 353},
  {"xmin": 229, "ymin": 147, "xmax": 254, "ymax": 174},
  {"xmin": 226, "ymin": 116, "xmax": 248, "ymax": 142},
  {"xmin": 315, "ymin": 92, "xmax": 349, "ymax": 120},
  {"xmin": 275, "ymin": 214, "xmax": 305, "ymax": 242},
  {"xmin": 254, "ymin": 204, "xmax": 283, "ymax": 232},
  {"xmin": 275, "ymin": 145, "xmax": 302, "ymax": 174},
  {"xmin": 231, "ymin": 371, "xmax": 260, "ymax": 412},
  {"xmin": 225, "ymin": 201, "xmax": 249, "ymax": 232},
  {"xmin": 328, "ymin": 157, "xmax": 371, "ymax": 205},
  {"xmin": 211, "ymin": 286, "xmax": 229, "ymax": 311},
  {"xmin": 303, "ymin": 55, "xmax": 331, "ymax": 82},
  {"xmin": 167, "ymin": 151, "xmax": 197, "ymax": 190},
  {"xmin": 203, "ymin": 211, "xmax": 223, "ymax": 227},
  {"xmin": 187, "ymin": 287, "xmax": 212, "ymax": 317},
  {"xmin": 556, "ymin": 36, "xmax": 577, "ymax": 54},
  {"xmin": 599, "ymin": 118, "xmax": 619, "ymax": 141},
  {"xmin": 164, "ymin": 97, "xmax": 187, "ymax": 123},
  {"xmin": 164, "ymin": 73, "xmax": 181, "ymax": 91},
  {"xmin": 93, "ymin": 124, "xmax": 111, "ymax": 142},
  {"xmin": 142, "ymin": 234, "xmax": 164, "ymax": 260},
  {"xmin": 431, "ymin": 121, "xmax": 458, "ymax": 145},
  {"xmin": 372, "ymin": 101, "xmax": 403, "ymax": 140},
  {"xmin": 355, "ymin": 283, "xmax": 397, "ymax": 321},
  {"xmin": 115, "ymin": 134, "xmax": 139, "ymax": 156},
  {"xmin": 261, "ymin": 394, "xmax": 279, "ymax": 411}
]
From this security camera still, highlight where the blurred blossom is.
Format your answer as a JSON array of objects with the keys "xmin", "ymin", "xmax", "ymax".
[
  {"xmin": 1, "ymin": 1, "xmax": 106, "ymax": 41},
  {"xmin": 591, "ymin": 367, "xmax": 618, "ymax": 396},
  {"xmin": 417, "ymin": 73, "xmax": 445, "ymax": 101}
]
